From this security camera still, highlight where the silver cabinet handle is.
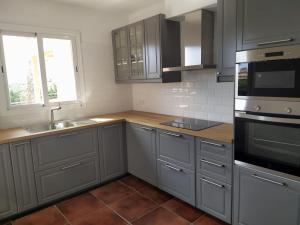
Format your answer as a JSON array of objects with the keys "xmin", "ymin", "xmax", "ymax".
[
  {"xmin": 162, "ymin": 132, "xmax": 182, "ymax": 138},
  {"xmin": 201, "ymin": 159, "xmax": 225, "ymax": 168},
  {"xmin": 141, "ymin": 127, "xmax": 154, "ymax": 131},
  {"xmin": 11, "ymin": 142, "xmax": 29, "ymax": 147},
  {"xmin": 252, "ymin": 174, "xmax": 287, "ymax": 187},
  {"xmin": 202, "ymin": 178, "xmax": 225, "ymax": 188},
  {"xmin": 165, "ymin": 164, "xmax": 183, "ymax": 172},
  {"xmin": 202, "ymin": 140, "xmax": 224, "ymax": 148},
  {"xmin": 61, "ymin": 162, "xmax": 81, "ymax": 170},
  {"xmin": 103, "ymin": 124, "xmax": 118, "ymax": 129},
  {"xmin": 59, "ymin": 132, "xmax": 78, "ymax": 138},
  {"xmin": 257, "ymin": 38, "xmax": 294, "ymax": 46}
]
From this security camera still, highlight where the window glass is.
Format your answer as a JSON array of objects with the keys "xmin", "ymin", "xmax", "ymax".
[{"xmin": 2, "ymin": 35, "xmax": 43, "ymax": 105}]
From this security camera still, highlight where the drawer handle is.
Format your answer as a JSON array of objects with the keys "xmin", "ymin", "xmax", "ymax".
[
  {"xmin": 252, "ymin": 174, "xmax": 287, "ymax": 187},
  {"xmin": 257, "ymin": 38, "xmax": 294, "ymax": 46},
  {"xmin": 201, "ymin": 159, "xmax": 225, "ymax": 168},
  {"xmin": 59, "ymin": 132, "xmax": 78, "ymax": 138},
  {"xmin": 202, "ymin": 178, "xmax": 225, "ymax": 189},
  {"xmin": 162, "ymin": 132, "xmax": 182, "ymax": 138},
  {"xmin": 11, "ymin": 142, "xmax": 29, "ymax": 147},
  {"xmin": 202, "ymin": 140, "xmax": 224, "ymax": 148},
  {"xmin": 103, "ymin": 124, "xmax": 118, "ymax": 129},
  {"xmin": 165, "ymin": 164, "xmax": 183, "ymax": 172},
  {"xmin": 61, "ymin": 162, "xmax": 81, "ymax": 170},
  {"xmin": 141, "ymin": 127, "xmax": 154, "ymax": 131}
]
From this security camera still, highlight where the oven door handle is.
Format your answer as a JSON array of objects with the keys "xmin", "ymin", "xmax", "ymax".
[{"xmin": 235, "ymin": 112, "xmax": 300, "ymax": 125}]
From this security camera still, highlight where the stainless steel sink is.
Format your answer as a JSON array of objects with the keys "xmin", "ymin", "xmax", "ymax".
[{"xmin": 25, "ymin": 119, "xmax": 98, "ymax": 133}]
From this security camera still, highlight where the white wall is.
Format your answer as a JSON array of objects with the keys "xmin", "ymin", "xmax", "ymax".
[
  {"xmin": 133, "ymin": 70, "xmax": 234, "ymax": 123},
  {"xmin": 0, "ymin": 0, "xmax": 132, "ymax": 129},
  {"xmin": 129, "ymin": 0, "xmax": 234, "ymax": 123}
]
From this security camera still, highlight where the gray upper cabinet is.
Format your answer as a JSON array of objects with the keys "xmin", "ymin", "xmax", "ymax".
[
  {"xmin": 126, "ymin": 123, "xmax": 157, "ymax": 186},
  {"xmin": 216, "ymin": 0, "xmax": 237, "ymax": 82},
  {"xmin": 234, "ymin": 165, "xmax": 300, "ymax": 225},
  {"xmin": 31, "ymin": 128, "xmax": 98, "ymax": 171},
  {"xmin": 237, "ymin": 0, "xmax": 300, "ymax": 50},
  {"xmin": 112, "ymin": 27, "xmax": 130, "ymax": 81},
  {"xmin": 0, "ymin": 144, "xmax": 17, "ymax": 219},
  {"xmin": 112, "ymin": 14, "xmax": 181, "ymax": 83},
  {"xmin": 144, "ymin": 15, "xmax": 161, "ymax": 79},
  {"xmin": 98, "ymin": 123, "xmax": 126, "ymax": 182},
  {"xmin": 10, "ymin": 141, "xmax": 37, "ymax": 213},
  {"xmin": 129, "ymin": 21, "xmax": 146, "ymax": 80}
]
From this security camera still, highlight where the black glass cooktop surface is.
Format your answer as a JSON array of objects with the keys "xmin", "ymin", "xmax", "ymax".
[{"xmin": 161, "ymin": 118, "xmax": 222, "ymax": 131}]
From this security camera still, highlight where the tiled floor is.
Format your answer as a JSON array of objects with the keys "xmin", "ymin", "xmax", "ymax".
[{"xmin": 3, "ymin": 175, "xmax": 228, "ymax": 225}]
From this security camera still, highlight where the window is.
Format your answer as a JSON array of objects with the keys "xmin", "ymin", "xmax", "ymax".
[{"xmin": 0, "ymin": 29, "xmax": 83, "ymax": 109}]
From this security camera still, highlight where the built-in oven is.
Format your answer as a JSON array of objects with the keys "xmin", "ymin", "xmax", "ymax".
[
  {"xmin": 235, "ymin": 45, "xmax": 300, "ymax": 116},
  {"xmin": 234, "ymin": 111, "xmax": 300, "ymax": 177}
]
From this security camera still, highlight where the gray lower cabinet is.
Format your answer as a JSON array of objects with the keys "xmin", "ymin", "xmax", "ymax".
[
  {"xmin": 31, "ymin": 128, "xmax": 98, "ymax": 171},
  {"xmin": 237, "ymin": 0, "xmax": 300, "ymax": 50},
  {"xmin": 234, "ymin": 165, "xmax": 300, "ymax": 225},
  {"xmin": 216, "ymin": 0, "xmax": 236, "ymax": 82},
  {"xmin": 197, "ymin": 174, "xmax": 231, "ymax": 223},
  {"xmin": 98, "ymin": 123, "xmax": 126, "ymax": 182},
  {"xmin": 126, "ymin": 123, "xmax": 157, "ymax": 186},
  {"xmin": 35, "ymin": 157, "xmax": 100, "ymax": 204},
  {"xmin": 157, "ymin": 159, "xmax": 195, "ymax": 206},
  {"xmin": 157, "ymin": 130, "xmax": 195, "ymax": 170},
  {"xmin": 10, "ymin": 141, "xmax": 37, "ymax": 212},
  {"xmin": 0, "ymin": 144, "xmax": 17, "ymax": 219}
]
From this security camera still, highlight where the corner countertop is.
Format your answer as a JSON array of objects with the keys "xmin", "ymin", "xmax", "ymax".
[{"xmin": 0, "ymin": 111, "xmax": 233, "ymax": 145}]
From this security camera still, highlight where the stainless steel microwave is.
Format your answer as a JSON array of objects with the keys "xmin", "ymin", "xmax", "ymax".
[{"xmin": 235, "ymin": 45, "xmax": 300, "ymax": 116}]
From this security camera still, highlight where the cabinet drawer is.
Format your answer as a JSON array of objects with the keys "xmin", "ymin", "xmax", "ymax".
[
  {"xmin": 197, "ymin": 156, "xmax": 232, "ymax": 184},
  {"xmin": 157, "ymin": 159, "xmax": 195, "ymax": 206},
  {"xmin": 197, "ymin": 138, "xmax": 232, "ymax": 164},
  {"xmin": 197, "ymin": 174, "xmax": 232, "ymax": 223},
  {"xmin": 157, "ymin": 130, "xmax": 195, "ymax": 170},
  {"xmin": 32, "ymin": 128, "xmax": 98, "ymax": 171},
  {"xmin": 35, "ymin": 157, "xmax": 100, "ymax": 204}
]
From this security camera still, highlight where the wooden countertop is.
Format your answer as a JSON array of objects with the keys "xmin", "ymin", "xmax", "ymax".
[{"xmin": 0, "ymin": 111, "xmax": 233, "ymax": 145}]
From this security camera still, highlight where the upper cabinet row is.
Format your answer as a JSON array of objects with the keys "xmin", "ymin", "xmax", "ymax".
[{"xmin": 112, "ymin": 15, "xmax": 181, "ymax": 83}]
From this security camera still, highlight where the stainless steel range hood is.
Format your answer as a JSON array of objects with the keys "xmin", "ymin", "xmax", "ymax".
[{"xmin": 163, "ymin": 9, "xmax": 215, "ymax": 72}]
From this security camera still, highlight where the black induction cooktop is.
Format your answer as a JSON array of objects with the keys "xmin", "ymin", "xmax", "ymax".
[{"xmin": 161, "ymin": 118, "xmax": 222, "ymax": 131}]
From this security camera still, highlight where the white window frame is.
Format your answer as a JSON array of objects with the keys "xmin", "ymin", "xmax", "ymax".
[{"xmin": 0, "ymin": 23, "xmax": 85, "ymax": 112}]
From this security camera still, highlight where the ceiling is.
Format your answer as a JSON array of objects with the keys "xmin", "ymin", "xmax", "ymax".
[{"xmin": 47, "ymin": 0, "xmax": 163, "ymax": 13}]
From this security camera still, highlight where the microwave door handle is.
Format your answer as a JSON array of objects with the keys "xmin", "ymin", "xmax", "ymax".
[{"xmin": 235, "ymin": 112, "xmax": 300, "ymax": 125}]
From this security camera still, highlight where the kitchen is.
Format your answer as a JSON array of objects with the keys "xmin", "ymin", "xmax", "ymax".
[{"xmin": 0, "ymin": 0, "xmax": 299, "ymax": 225}]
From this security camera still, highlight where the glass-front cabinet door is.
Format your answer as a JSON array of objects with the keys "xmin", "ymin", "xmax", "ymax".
[
  {"xmin": 112, "ymin": 28, "xmax": 130, "ymax": 81},
  {"xmin": 129, "ymin": 22, "xmax": 146, "ymax": 79}
]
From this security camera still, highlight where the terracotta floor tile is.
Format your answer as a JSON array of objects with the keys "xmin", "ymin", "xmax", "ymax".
[
  {"xmin": 137, "ymin": 185, "xmax": 173, "ymax": 205},
  {"xmin": 14, "ymin": 206, "xmax": 67, "ymax": 225},
  {"xmin": 109, "ymin": 193, "xmax": 158, "ymax": 222},
  {"xmin": 72, "ymin": 207, "xmax": 128, "ymax": 225},
  {"xmin": 193, "ymin": 215, "xmax": 227, "ymax": 225},
  {"xmin": 132, "ymin": 207, "xmax": 189, "ymax": 225},
  {"xmin": 57, "ymin": 193, "xmax": 104, "ymax": 222},
  {"xmin": 163, "ymin": 198, "xmax": 204, "ymax": 222},
  {"xmin": 90, "ymin": 181, "xmax": 134, "ymax": 204},
  {"xmin": 120, "ymin": 175, "xmax": 150, "ymax": 192}
]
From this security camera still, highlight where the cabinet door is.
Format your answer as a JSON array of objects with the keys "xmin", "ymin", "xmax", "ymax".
[
  {"xmin": 129, "ymin": 22, "xmax": 146, "ymax": 80},
  {"xmin": 216, "ymin": 0, "xmax": 236, "ymax": 82},
  {"xmin": 35, "ymin": 157, "xmax": 100, "ymax": 204},
  {"xmin": 157, "ymin": 159, "xmax": 195, "ymax": 206},
  {"xmin": 145, "ymin": 15, "xmax": 161, "ymax": 79},
  {"xmin": 197, "ymin": 174, "xmax": 231, "ymax": 223},
  {"xmin": 0, "ymin": 145, "xmax": 17, "ymax": 219},
  {"xmin": 126, "ymin": 123, "xmax": 157, "ymax": 186},
  {"xmin": 10, "ymin": 141, "xmax": 37, "ymax": 212},
  {"xmin": 99, "ymin": 123, "xmax": 126, "ymax": 182},
  {"xmin": 234, "ymin": 165, "xmax": 300, "ymax": 225},
  {"xmin": 32, "ymin": 128, "xmax": 98, "ymax": 171},
  {"xmin": 237, "ymin": 0, "xmax": 300, "ymax": 50},
  {"xmin": 112, "ymin": 28, "xmax": 130, "ymax": 81}
]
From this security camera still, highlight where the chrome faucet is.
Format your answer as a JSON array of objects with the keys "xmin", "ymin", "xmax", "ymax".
[{"xmin": 50, "ymin": 103, "xmax": 62, "ymax": 128}]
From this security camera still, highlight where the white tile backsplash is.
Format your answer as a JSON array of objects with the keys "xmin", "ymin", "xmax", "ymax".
[{"xmin": 132, "ymin": 69, "xmax": 234, "ymax": 123}]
